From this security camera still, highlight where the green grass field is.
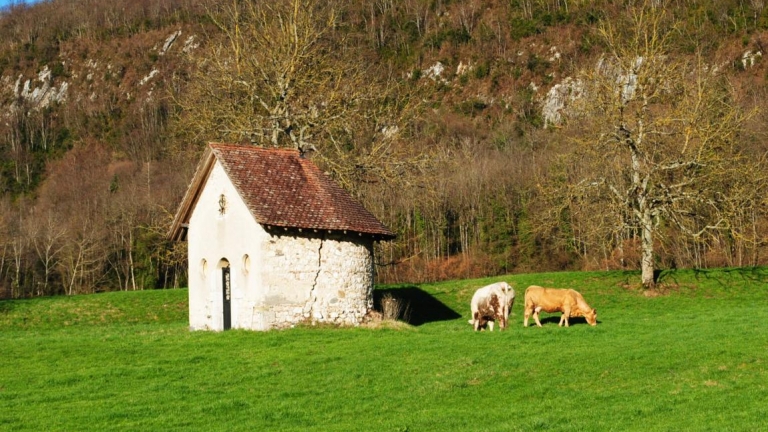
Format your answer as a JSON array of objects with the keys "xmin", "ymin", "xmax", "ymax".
[{"xmin": 1, "ymin": 268, "xmax": 767, "ymax": 431}]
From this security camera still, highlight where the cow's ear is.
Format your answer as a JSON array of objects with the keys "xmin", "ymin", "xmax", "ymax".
[{"xmin": 593, "ymin": 309, "xmax": 597, "ymax": 314}]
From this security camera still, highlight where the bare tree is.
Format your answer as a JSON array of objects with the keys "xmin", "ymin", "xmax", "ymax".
[
  {"xmin": 28, "ymin": 209, "xmax": 66, "ymax": 296},
  {"xmin": 0, "ymin": 198, "xmax": 29, "ymax": 298},
  {"xmin": 37, "ymin": 142, "xmax": 112, "ymax": 294},
  {"xmin": 547, "ymin": 4, "xmax": 753, "ymax": 288},
  {"xmin": 173, "ymin": 0, "xmax": 423, "ymax": 191}
]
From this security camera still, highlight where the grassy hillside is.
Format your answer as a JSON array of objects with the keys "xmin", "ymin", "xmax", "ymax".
[{"xmin": 1, "ymin": 269, "xmax": 768, "ymax": 431}]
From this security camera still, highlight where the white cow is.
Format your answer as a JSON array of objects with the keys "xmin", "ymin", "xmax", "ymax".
[{"xmin": 469, "ymin": 282, "xmax": 515, "ymax": 331}]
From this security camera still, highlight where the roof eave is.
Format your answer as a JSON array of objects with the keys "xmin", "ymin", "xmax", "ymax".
[
  {"xmin": 262, "ymin": 224, "xmax": 396, "ymax": 241},
  {"xmin": 167, "ymin": 147, "xmax": 216, "ymax": 241}
]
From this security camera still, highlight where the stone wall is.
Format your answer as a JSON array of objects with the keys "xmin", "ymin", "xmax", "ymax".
[{"xmin": 257, "ymin": 231, "xmax": 375, "ymax": 329}]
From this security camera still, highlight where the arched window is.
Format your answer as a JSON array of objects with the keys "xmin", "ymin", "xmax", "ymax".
[{"xmin": 242, "ymin": 254, "xmax": 251, "ymax": 275}]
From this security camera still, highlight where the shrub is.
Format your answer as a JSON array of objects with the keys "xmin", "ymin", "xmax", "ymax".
[{"xmin": 381, "ymin": 293, "xmax": 410, "ymax": 322}]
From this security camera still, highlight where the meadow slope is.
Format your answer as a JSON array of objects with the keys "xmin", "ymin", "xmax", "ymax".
[{"xmin": 1, "ymin": 269, "xmax": 767, "ymax": 431}]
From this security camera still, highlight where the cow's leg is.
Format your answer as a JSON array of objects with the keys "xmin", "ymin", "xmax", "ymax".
[
  {"xmin": 500, "ymin": 304, "xmax": 508, "ymax": 330},
  {"xmin": 534, "ymin": 306, "xmax": 543, "ymax": 327},
  {"xmin": 524, "ymin": 308, "xmax": 530, "ymax": 327},
  {"xmin": 559, "ymin": 307, "xmax": 570, "ymax": 327},
  {"xmin": 473, "ymin": 312, "xmax": 480, "ymax": 331},
  {"xmin": 488, "ymin": 321, "xmax": 495, "ymax": 332}
]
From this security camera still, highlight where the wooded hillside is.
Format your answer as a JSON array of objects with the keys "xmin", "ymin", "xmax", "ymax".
[{"xmin": 2, "ymin": 0, "xmax": 768, "ymax": 297}]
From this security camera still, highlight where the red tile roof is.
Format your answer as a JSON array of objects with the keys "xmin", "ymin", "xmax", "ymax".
[{"xmin": 169, "ymin": 143, "xmax": 395, "ymax": 241}]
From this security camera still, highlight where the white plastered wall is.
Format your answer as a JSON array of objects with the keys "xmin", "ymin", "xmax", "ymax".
[{"xmin": 187, "ymin": 161, "xmax": 268, "ymax": 331}]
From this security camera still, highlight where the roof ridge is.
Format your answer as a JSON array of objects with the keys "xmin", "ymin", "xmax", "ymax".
[{"xmin": 210, "ymin": 142, "xmax": 299, "ymax": 153}]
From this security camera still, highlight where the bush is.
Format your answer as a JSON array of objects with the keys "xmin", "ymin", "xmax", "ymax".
[
  {"xmin": 509, "ymin": 17, "xmax": 540, "ymax": 40},
  {"xmin": 380, "ymin": 292, "xmax": 410, "ymax": 322}
]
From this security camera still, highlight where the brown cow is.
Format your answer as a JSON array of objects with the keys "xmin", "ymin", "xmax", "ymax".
[{"xmin": 523, "ymin": 286, "xmax": 597, "ymax": 327}]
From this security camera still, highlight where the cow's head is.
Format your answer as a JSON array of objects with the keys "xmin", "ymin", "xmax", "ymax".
[{"xmin": 585, "ymin": 308, "xmax": 597, "ymax": 326}]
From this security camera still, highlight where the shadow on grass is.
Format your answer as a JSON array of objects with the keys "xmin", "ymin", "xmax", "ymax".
[
  {"xmin": 658, "ymin": 266, "xmax": 768, "ymax": 288},
  {"xmin": 529, "ymin": 316, "xmax": 597, "ymax": 327},
  {"xmin": 694, "ymin": 266, "xmax": 768, "ymax": 282},
  {"xmin": 619, "ymin": 268, "xmax": 684, "ymax": 287},
  {"xmin": 0, "ymin": 296, "xmax": 24, "ymax": 314},
  {"xmin": 373, "ymin": 286, "xmax": 461, "ymax": 326},
  {"xmin": 616, "ymin": 267, "xmax": 768, "ymax": 291}
]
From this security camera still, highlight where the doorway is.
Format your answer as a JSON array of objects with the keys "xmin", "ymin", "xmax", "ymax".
[{"xmin": 221, "ymin": 262, "xmax": 231, "ymax": 330}]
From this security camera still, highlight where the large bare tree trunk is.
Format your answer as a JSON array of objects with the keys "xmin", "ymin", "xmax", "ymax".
[
  {"xmin": 631, "ymin": 125, "xmax": 655, "ymax": 289},
  {"xmin": 640, "ymin": 208, "xmax": 655, "ymax": 289}
]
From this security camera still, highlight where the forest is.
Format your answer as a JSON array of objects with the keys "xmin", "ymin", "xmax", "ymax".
[{"xmin": 1, "ymin": 0, "xmax": 768, "ymax": 297}]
